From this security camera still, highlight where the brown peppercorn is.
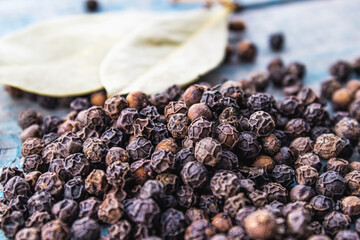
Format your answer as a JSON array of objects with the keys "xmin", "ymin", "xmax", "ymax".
[
  {"xmin": 314, "ymin": 134, "xmax": 344, "ymax": 159},
  {"xmin": 344, "ymin": 170, "xmax": 360, "ymax": 196},
  {"xmin": 332, "ymin": 88, "xmax": 352, "ymax": 111},
  {"xmin": 156, "ymin": 173, "xmax": 179, "ymax": 194},
  {"xmin": 340, "ymin": 196, "xmax": 360, "ymax": 216},
  {"xmin": 21, "ymin": 137, "xmax": 44, "ymax": 157},
  {"xmin": 334, "ymin": 117, "xmax": 360, "ymax": 143},
  {"xmin": 83, "ymin": 137, "xmax": 107, "ymax": 164},
  {"xmin": 14, "ymin": 227, "xmax": 40, "ymax": 240},
  {"xmin": 126, "ymin": 91, "xmax": 147, "ymax": 110},
  {"xmin": 195, "ymin": 137, "xmax": 222, "ymax": 167},
  {"xmin": 237, "ymin": 40, "xmax": 257, "ymax": 62},
  {"xmin": 224, "ymin": 193, "xmax": 251, "ymax": 217},
  {"xmin": 133, "ymin": 118, "xmax": 155, "ymax": 139},
  {"xmin": 167, "ymin": 113, "xmax": 190, "ymax": 139},
  {"xmin": 185, "ymin": 208, "xmax": 208, "ymax": 223},
  {"xmin": 309, "ymin": 195, "xmax": 334, "ymax": 219},
  {"xmin": 150, "ymin": 148, "xmax": 175, "ymax": 173},
  {"xmin": 248, "ymin": 111, "xmax": 275, "ymax": 137},
  {"xmin": 296, "ymin": 165, "xmax": 319, "ymax": 185},
  {"xmin": 295, "ymin": 153, "xmax": 322, "ymax": 171},
  {"xmin": 185, "ymin": 219, "xmax": 216, "ymax": 240},
  {"xmin": 210, "ymin": 170, "xmax": 240, "ymax": 199},
  {"xmin": 57, "ymin": 120, "xmax": 80, "ymax": 135},
  {"xmin": 263, "ymin": 182, "xmax": 288, "ymax": 203},
  {"xmin": 297, "ymin": 87, "xmax": 317, "ymax": 106},
  {"xmin": 322, "ymin": 211, "xmax": 350, "ymax": 236},
  {"xmin": 280, "ymin": 96, "xmax": 304, "ymax": 118},
  {"xmin": 25, "ymin": 171, "xmax": 42, "ymax": 190},
  {"xmin": 183, "ymin": 85, "xmax": 206, "ymax": 107},
  {"xmin": 187, "ymin": 103, "xmax": 213, "ymax": 122},
  {"xmin": 229, "ymin": 17, "xmax": 246, "ymax": 31},
  {"xmin": 164, "ymin": 101, "xmax": 188, "ymax": 119},
  {"xmin": 98, "ymin": 195, "xmax": 123, "ymax": 224},
  {"xmin": 316, "ymin": 171, "xmax": 345, "ymax": 199},
  {"xmin": 155, "ymin": 138, "xmax": 179, "ymax": 154},
  {"xmin": 286, "ymin": 208, "xmax": 312, "ymax": 238},
  {"xmin": 25, "ymin": 211, "xmax": 51, "ymax": 229},
  {"xmin": 126, "ymin": 137, "xmax": 153, "ymax": 161},
  {"xmin": 41, "ymin": 220, "xmax": 71, "ymax": 240},
  {"xmin": 181, "ymin": 161, "xmax": 208, "ymax": 189},
  {"xmin": 350, "ymin": 162, "xmax": 360, "ymax": 172},
  {"xmin": 149, "ymin": 93, "xmax": 169, "ymax": 112},
  {"xmin": 105, "ymin": 147, "xmax": 129, "ymax": 166},
  {"xmin": 211, "ymin": 213, "xmax": 232, "ymax": 233},
  {"xmin": 130, "ymin": 159, "xmax": 154, "ymax": 185},
  {"xmin": 35, "ymin": 172, "xmax": 64, "ymax": 199},
  {"xmin": 325, "ymin": 158, "xmax": 349, "ymax": 176},
  {"xmin": 85, "ymin": 169, "xmax": 108, "ymax": 197},
  {"xmin": 252, "ymin": 155, "xmax": 275, "ymax": 172},
  {"xmin": 290, "ymin": 137, "xmax": 314, "ymax": 157},
  {"xmin": 261, "ymin": 134, "xmax": 281, "ymax": 156},
  {"xmin": 349, "ymin": 99, "xmax": 360, "ymax": 121},
  {"xmin": 90, "ymin": 91, "xmax": 106, "ymax": 106},
  {"xmin": 245, "ymin": 209, "xmax": 277, "ymax": 239},
  {"xmin": 18, "ymin": 109, "xmax": 42, "ymax": 130},
  {"xmin": 20, "ymin": 124, "xmax": 43, "ymax": 142},
  {"xmin": 106, "ymin": 161, "xmax": 131, "ymax": 187}
]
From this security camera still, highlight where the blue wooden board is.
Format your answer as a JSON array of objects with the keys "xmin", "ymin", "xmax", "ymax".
[{"xmin": 0, "ymin": 0, "xmax": 360, "ymax": 239}]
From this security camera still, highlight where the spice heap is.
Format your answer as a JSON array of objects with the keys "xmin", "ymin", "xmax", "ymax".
[{"xmin": 2, "ymin": 68, "xmax": 360, "ymax": 240}]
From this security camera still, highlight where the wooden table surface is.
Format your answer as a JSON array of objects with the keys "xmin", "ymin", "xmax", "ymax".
[{"xmin": 0, "ymin": 0, "xmax": 359, "ymax": 238}]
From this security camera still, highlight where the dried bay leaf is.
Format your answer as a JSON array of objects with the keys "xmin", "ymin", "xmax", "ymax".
[
  {"xmin": 100, "ymin": 7, "xmax": 229, "ymax": 96},
  {"xmin": 0, "ymin": 12, "xmax": 153, "ymax": 97}
]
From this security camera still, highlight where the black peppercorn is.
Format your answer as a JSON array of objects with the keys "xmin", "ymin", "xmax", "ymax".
[
  {"xmin": 322, "ymin": 211, "xmax": 351, "ymax": 236},
  {"xmin": 41, "ymin": 220, "xmax": 71, "ymax": 240},
  {"xmin": 52, "ymin": 199, "xmax": 78, "ymax": 224},
  {"xmin": 124, "ymin": 198, "xmax": 160, "ymax": 227},
  {"xmin": 271, "ymin": 164, "xmax": 295, "ymax": 187},
  {"xmin": 329, "ymin": 60, "xmax": 353, "ymax": 82},
  {"xmin": 127, "ymin": 137, "xmax": 153, "ymax": 161},
  {"xmin": 160, "ymin": 208, "xmax": 187, "ymax": 238},
  {"xmin": 290, "ymin": 185, "xmax": 316, "ymax": 202},
  {"xmin": 71, "ymin": 217, "xmax": 100, "ymax": 240},
  {"xmin": 316, "ymin": 171, "xmax": 345, "ymax": 199},
  {"xmin": 210, "ymin": 170, "xmax": 240, "ymax": 199}
]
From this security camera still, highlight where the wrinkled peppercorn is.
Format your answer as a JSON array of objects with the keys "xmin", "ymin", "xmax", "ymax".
[
  {"xmin": 271, "ymin": 164, "xmax": 295, "ymax": 187},
  {"xmin": 0, "ymin": 167, "xmax": 24, "ymax": 186},
  {"xmin": 52, "ymin": 199, "xmax": 78, "ymax": 223},
  {"xmin": 329, "ymin": 60, "xmax": 353, "ymax": 82},
  {"xmin": 1, "ymin": 210, "xmax": 25, "ymax": 238},
  {"xmin": 27, "ymin": 191, "xmax": 54, "ymax": 215},
  {"xmin": 295, "ymin": 152, "xmax": 322, "ymax": 171},
  {"xmin": 64, "ymin": 176, "xmax": 87, "ymax": 201},
  {"xmin": 210, "ymin": 170, "xmax": 240, "ymax": 199},
  {"xmin": 85, "ymin": 169, "xmax": 108, "ymax": 197},
  {"xmin": 316, "ymin": 171, "xmax": 345, "ymax": 199},
  {"xmin": 18, "ymin": 110, "xmax": 42, "ymax": 130},
  {"xmin": 124, "ymin": 198, "xmax": 160, "ymax": 227},
  {"xmin": 127, "ymin": 137, "xmax": 153, "ymax": 161},
  {"xmin": 322, "ymin": 211, "xmax": 351, "ymax": 236},
  {"xmin": 325, "ymin": 158, "xmax": 349, "ymax": 176},
  {"xmin": 176, "ymin": 185, "xmax": 197, "ymax": 208},
  {"xmin": 71, "ymin": 217, "xmax": 100, "ymax": 240},
  {"xmin": 4, "ymin": 176, "xmax": 31, "ymax": 201},
  {"xmin": 181, "ymin": 161, "xmax": 208, "ymax": 189},
  {"xmin": 98, "ymin": 196, "xmax": 123, "ymax": 224},
  {"xmin": 41, "ymin": 220, "xmax": 70, "ymax": 240},
  {"xmin": 237, "ymin": 132, "xmax": 262, "ymax": 159},
  {"xmin": 35, "ymin": 172, "xmax": 64, "ymax": 199},
  {"xmin": 314, "ymin": 134, "xmax": 343, "ymax": 159},
  {"xmin": 296, "ymin": 165, "xmax": 319, "ymax": 186}
]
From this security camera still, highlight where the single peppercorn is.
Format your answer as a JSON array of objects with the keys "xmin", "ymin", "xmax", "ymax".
[
  {"xmin": 41, "ymin": 219, "xmax": 70, "ymax": 240},
  {"xmin": 314, "ymin": 134, "xmax": 344, "ymax": 159},
  {"xmin": 181, "ymin": 161, "xmax": 208, "ymax": 189},
  {"xmin": 237, "ymin": 131, "xmax": 262, "ymax": 159},
  {"xmin": 4, "ymin": 176, "xmax": 31, "ymax": 201},
  {"xmin": 237, "ymin": 40, "xmax": 257, "ymax": 62},
  {"xmin": 176, "ymin": 185, "xmax": 197, "ymax": 208},
  {"xmin": 105, "ymin": 147, "xmax": 129, "ymax": 166},
  {"xmin": 126, "ymin": 137, "xmax": 153, "ymax": 161},
  {"xmin": 286, "ymin": 208, "xmax": 312, "ymax": 238},
  {"xmin": 215, "ymin": 123, "xmax": 239, "ymax": 150},
  {"xmin": 330, "ymin": 60, "xmax": 353, "ymax": 82},
  {"xmin": 1, "ymin": 210, "xmax": 25, "ymax": 239},
  {"xmin": 126, "ymin": 91, "xmax": 148, "ymax": 110},
  {"xmin": 106, "ymin": 161, "xmax": 132, "ymax": 187},
  {"xmin": 210, "ymin": 170, "xmax": 240, "ymax": 199},
  {"xmin": 64, "ymin": 153, "xmax": 90, "ymax": 178},
  {"xmin": 325, "ymin": 158, "xmax": 349, "ymax": 176},
  {"xmin": 71, "ymin": 217, "xmax": 100, "ymax": 240},
  {"xmin": 290, "ymin": 185, "xmax": 316, "ymax": 202},
  {"xmin": 188, "ymin": 117, "xmax": 213, "ymax": 143},
  {"xmin": 124, "ymin": 198, "xmax": 160, "ymax": 227},
  {"xmin": 296, "ymin": 165, "xmax": 319, "ymax": 186},
  {"xmin": 322, "ymin": 211, "xmax": 351, "ymax": 236},
  {"xmin": 223, "ymin": 193, "xmax": 251, "ymax": 218},
  {"xmin": 35, "ymin": 172, "xmax": 64, "ymax": 199},
  {"xmin": 160, "ymin": 208, "xmax": 187, "ymax": 238},
  {"xmin": 263, "ymin": 182, "xmax": 288, "ymax": 203},
  {"xmin": 98, "ymin": 195, "xmax": 123, "ymax": 224},
  {"xmin": 52, "ymin": 199, "xmax": 78, "ymax": 224},
  {"xmin": 334, "ymin": 230, "xmax": 360, "ymax": 240},
  {"xmin": 164, "ymin": 101, "xmax": 188, "ymax": 119},
  {"xmin": 85, "ymin": 169, "xmax": 108, "ymax": 197},
  {"xmin": 295, "ymin": 153, "xmax": 322, "ymax": 171},
  {"xmin": 167, "ymin": 113, "xmax": 190, "ymax": 139},
  {"xmin": 78, "ymin": 197, "xmax": 101, "ymax": 220},
  {"xmin": 194, "ymin": 137, "xmax": 222, "ymax": 167},
  {"xmin": 349, "ymin": 99, "xmax": 360, "ymax": 121},
  {"xmin": 332, "ymin": 88, "xmax": 352, "ymax": 111},
  {"xmin": 290, "ymin": 137, "xmax": 314, "ymax": 157},
  {"xmin": 27, "ymin": 191, "xmax": 54, "ymax": 215},
  {"xmin": 150, "ymin": 148, "xmax": 175, "ymax": 173},
  {"xmin": 185, "ymin": 219, "xmax": 216, "ymax": 240},
  {"xmin": 248, "ymin": 111, "xmax": 275, "ymax": 137},
  {"xmin": 344, "ymin": 170, "xmax": 360, "ymax": 196},
  {"xmin": 0, "ymin": 166, "xmax": 24, "ymax": 186},
  {"xmin": 280, "ymin": 96, "xmax": 305, "ymax": 117},
  {"xmin": 245, "ymin": 210, "xmax": 277, "ymax": 239},
  {"xmin": 14, "ymin": 227, "xmax": 40, "ymax": 240},
  {"xmin": 269, "ymin": 32, "xmax": 284, "ymax": 51},
  {"xmin": 271, "ymin": 164, "xmax": 295, "ymax": 187},
  {"xmin": 18, "ymin": 109, "xmax": 42, "ymax": 130},
  {"xmin": 252, "ymin": 155, "xmax": 275, "ymax": 172},
  {"xmin": 316, "ymin": 171, "xmax": 345, "ymax": 199}
]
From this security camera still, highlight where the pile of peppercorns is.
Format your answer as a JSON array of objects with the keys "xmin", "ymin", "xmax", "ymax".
[{"xmin": 2, "ymin": 62, "xmax": 360, "ymax": 240}]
